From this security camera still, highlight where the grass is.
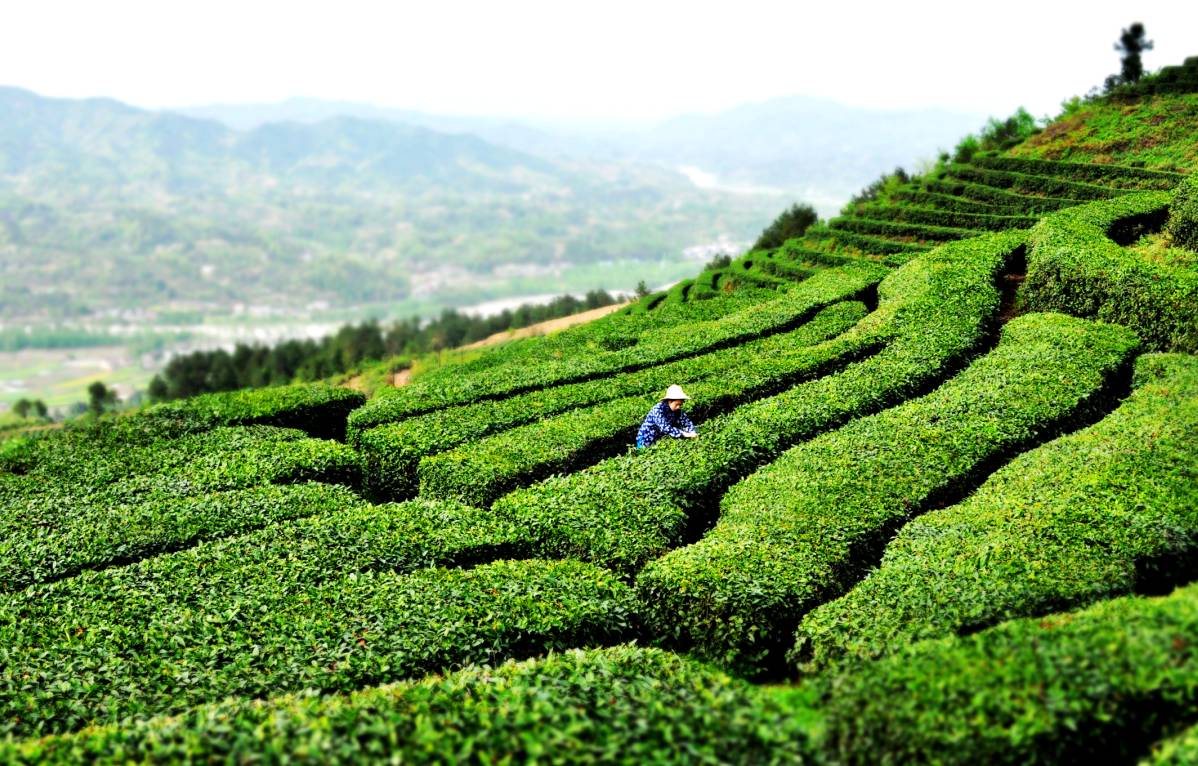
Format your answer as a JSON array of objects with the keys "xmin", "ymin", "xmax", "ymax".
[{"xmin": 1011, "ymin": 93, "xmax": 1198, "ymax": 171}]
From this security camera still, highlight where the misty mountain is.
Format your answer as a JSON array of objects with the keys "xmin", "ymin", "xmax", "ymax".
[
  {"xmin": 178, "ymin": 95, "xmax": 986, "ymax": 198},
  {"xmin": 0, "ymin": 86, "xmax": 568, "ymax": 195},
  {"xmin": 0, "ymin": 87, "xmax": 778, "ymax": 323}
]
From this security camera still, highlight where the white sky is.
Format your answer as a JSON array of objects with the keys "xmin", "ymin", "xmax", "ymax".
[{"xmin": 2, "ymin": 0, "xmax": 1195, "ymax": 124}]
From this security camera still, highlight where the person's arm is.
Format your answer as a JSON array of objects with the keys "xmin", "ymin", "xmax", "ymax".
[{"xmin": 678, "ymin": 410, "xmax": 697, "ymax": 437}]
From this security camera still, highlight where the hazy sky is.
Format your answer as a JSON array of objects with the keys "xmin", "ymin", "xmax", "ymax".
[{"xmin": 4, "ymin": 0, "xmax": 1195, "ymax": 124}]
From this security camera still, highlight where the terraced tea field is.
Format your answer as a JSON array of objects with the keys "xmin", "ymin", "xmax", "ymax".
[{"xmin": 2, "ymin": 64, "xmax": 1197, "ymax": 764}]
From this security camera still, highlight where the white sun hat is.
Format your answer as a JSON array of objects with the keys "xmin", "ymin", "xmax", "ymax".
[{"xmin": 663, "ymin": 384, "xmax": 691, "ymax": 401}]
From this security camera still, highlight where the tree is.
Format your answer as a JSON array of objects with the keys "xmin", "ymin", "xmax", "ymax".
[
  {"xmin": 87, "ymin": 381, "xmax": 117, "ymax": 416},
  {"xmin": 1116, "ymin": 22, "xmax": 1153, "ymax": 84},
  {"xmin": 12, "ymin": 399, "xmax": 31, "ymax": 418},
  {"xmin": 752, "ymin": 203, "xmax": 819, "ymax": 251},
  {"xmin": 32, "ymin": 400, "xmax": 47, "ymax": 418},
  {"xmin": 635, "ymin": 281, "xmax": 651, "ymax": 298}
]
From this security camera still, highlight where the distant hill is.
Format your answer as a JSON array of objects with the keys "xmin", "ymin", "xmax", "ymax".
[
  {"xmin": 0, "ymin": 87, "xmax": 778, "ymax": 323},
  {"xmin": 178, "ymin": 95, "xmax": 986, "ymax": 199},
  {"xmin": 0, "ymin": 86, "xmax": 565, "ymax": 194}
]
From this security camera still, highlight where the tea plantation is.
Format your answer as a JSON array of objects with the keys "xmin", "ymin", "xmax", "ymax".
[{"xmin": 2, "ymin": 61, "xmax": 1196, "ymax": 764}]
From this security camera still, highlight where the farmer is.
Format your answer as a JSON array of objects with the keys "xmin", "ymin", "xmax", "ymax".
[{"xmin": 636, "ymin": 384, "xmax": 699, "ymax": 449}]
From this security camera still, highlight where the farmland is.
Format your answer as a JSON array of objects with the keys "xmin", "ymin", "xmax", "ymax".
[{"xmin": 1, "ymin": 59, "xmax": 1197, "ymax": 764}]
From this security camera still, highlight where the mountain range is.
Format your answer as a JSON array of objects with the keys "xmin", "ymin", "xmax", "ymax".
[{"xmin": 1, "ymin": 85, "xmax": 985, "ymax": 326}]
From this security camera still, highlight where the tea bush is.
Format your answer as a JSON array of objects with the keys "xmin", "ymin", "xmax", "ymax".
[
  {"xmin": 5, "ymin": 646, "xmax": 809, "ymax": 765},
  {"xmin": 491, "ymin": 232, "xmax": 1024, "ymax": 575},
  {"xmin": 637, "ymin": 313, "xmax": 1138, "ymax": 675},
  {"xmin": 793, "ymin": 352, "xmax": 1196, "ymax": 671},
  {"xmin": 820, "ymin": 583, "xmax": 1198, "ymax": 765}
]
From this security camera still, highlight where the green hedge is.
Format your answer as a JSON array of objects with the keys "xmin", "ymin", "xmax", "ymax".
[
  {"xmin": 890, "ymin": 188, "xmax": 1010, "ymax": 214},
  {"xmin": 348, "ymin": 264, "xmax": 885, "ymax": 426},
  {"xmin": 949, "ymin": 165, "xmax": 1124, "ymax": 200},
  {"xmin": 490, "ymin": 232, "xmax": 1025, "ymax": 576},
  {"xmin": 0, "ymin": 548, "xmax": 630, "ymax": 738},
  {"xmin": 793, "ymin": 352, "xmax": 1196, "ymax": 671},
  {"xmin": 637, "ymin": 313, "xmax": 1139, "ymax": 675},
  {"xmin": 143, "ymin": 383, "xmax": 365, "ymax": 441},
  {"xmin": 819, "ymin": 583, "xmax": 1198, "ymax": 765},
  {"xmin": 1140, "ymin": 722, "xmax": 1198, "ymax": 766},
  {"xmin": 776, "ymin": 242, "xmax": 888, "ymax": 270},
  {"xmin": 358, "ymin": 302, "xmax": 865, "ymax": 501},
  {"xmin": 417, "ymin": 304, "xmax": 872, "ymax": 507},
  {"xmin": 1167, "ymin": 173, "xmax": 1198, "ymax": 250},
  {"xmin": 828, "ymin": 216, "xmax": 983, "ymax": 242},
  {"xmin": 2, "ymin": 424, "xmax": 362, "ymax": 496},
  {"xmin": 5, "ymin": 646, "xmax": 808, "ymax": 765},
  {"xmin": 972, "ymin": 154, "xmax": 1185, "ymax": 190},
  {"xmin": 0, "ymin": 482, "xmax": 363, "ymax": 593},
  {"xmin": 1022, "ymin": 191, "xmax": 1197, "ymax": 352},
  {"xmin": 805, "ymin": 226, "xmax": 932, "ymax": 256},
  {"xmin": 922, "ymin": 178, "xmax": 1080, "ymax": 212},
  {"xmin": 852, "ymin": 203, "xmax": 1039, "ymax": 231}
]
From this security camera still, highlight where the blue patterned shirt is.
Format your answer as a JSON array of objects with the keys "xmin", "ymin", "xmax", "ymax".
[{"xmin": 636, "ymin": 400, "xmax": 696, "ymax": 448}]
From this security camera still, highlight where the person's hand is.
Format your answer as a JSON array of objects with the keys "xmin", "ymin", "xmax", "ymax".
[{"xmin": 683, "ymin": 431, "xmax": 698, "ymax": 438}]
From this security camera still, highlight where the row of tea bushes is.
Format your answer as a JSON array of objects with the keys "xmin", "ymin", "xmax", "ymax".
[
  {"xmin": 4, "ymin": 646, "xmax": 806, "ymax": 765},
  {"xmin": 637, "ymin": 313, "xmax": 1139, "ymax": 675},
  {"xmin": 353, "ymin": 302, "xmax": 865, "ymax": 500},
  {"xmin": 921, "ymin": 178, "xmax": 1080, "ymax": 213},
  {"xmin": 418, "ymin": 308, "xmax": 876, "ymax": 507},
  {"xmin": 491, "ymin": 232, "xmax": 1025, "ymax": 575},
  {"xmin": 852, "ymin": 203, "xmax": 1039, "ymax": 232},
  {"xmin": 947, "ymin": 164, "xmax": 1124, "ymax": 200},
  {"xmin": 794, "ymin": 352, "xmax": 1197, "ymax": 671},
  {"xmin": 0, "ymin": 544, "xmax": 631, "ymax": 738},
  {"xmin": 1141, "ymin": 723, "xmax": 1198, "ymax": 766},
  {"xmin": 3, "ymin": 421, "xmax": 361, "ymax": 492},
  {"xmin": 828, "ymin": 216, "xmax": 983, "ymax": 243},
  {"xmin": 0, "ymin": 481, "xmax": 362, "ymax": 593},
  {"xmin": 819, "ymin": 583, "xmax": 1198, "ymax": 765},
  {"xmin": 1021, "ymin": 191, "xmax": 1196, "ymax": 352},
  {"xmin": 889, "ymin": 188, "xmax": 1010, "ymax": 213},
  {"xmin": 803, "ymin": 225, "xmax": 930, "ymax": 257},
  {"xmin": 142, "ymin": 383, "xmax": 366, "ymax": 441},
  {"xmin": 349, "ymin": 264, "xmax": 886, "ymax": 424},
  {"xmin": 970, "ymin": 154, "xmax": 1185, "ymax": 190}
]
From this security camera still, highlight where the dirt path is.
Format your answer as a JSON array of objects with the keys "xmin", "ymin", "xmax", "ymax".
[{"xmin": 459, "ymin": 302, "xmax": 629, "ymax": 351}]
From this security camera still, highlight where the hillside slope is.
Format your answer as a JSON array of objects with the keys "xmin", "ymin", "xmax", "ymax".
[{"xmin": 1, "ymin": 59, "xmax": 1196, "ymax": 764}]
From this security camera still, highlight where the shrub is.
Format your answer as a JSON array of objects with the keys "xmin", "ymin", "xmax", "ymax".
[
  {"xmin": 805, "ymin": 226, "xmax": 931, "ymax": 257},
  {"xmin": 144, "ymin": 383, "xmax": 366, "ymax": 441},
  {"xmin": 852, "ymin": 203, "xmax": 1038, "ymax": 232},
  {"xmin": 792, "ymin": 352, "xmax": 1196, "ymax": 671},
  {"xmin": 1022, "ymin": 191, "xmax": 1197, "ymax": 351},
  {"xmin": 922, "ymin": 178, "xmax": 1080, "ymax": 212},
  {"xmin": 1167, "ymin": 174, "xmax": 1198, "ymax": 250},
  {"xmin": 348, "ymin": 264, "xmax": 886, "ymax": 425},
  {"xmin": 491, "ymin": 232, "xmax": 1025, "ymax": 576},
  {"xmin": 6, "ymin": 646, "xmax": 809, "ymax": 765},
  {"xmin": 1141, "ymin": 723, "xmax": 1198, "ymax": 766},
  {"xmin": 753, "ymin": 202, "xmax": 819, "ymax": 251},
  {"xmin": 828, "ymin": 216, "xmax": 982, "ymax": 242},
  {"xmin": 949, "ymin": 165, "xmax": 1123, "ymax": 200},
  {"xmin": 636, "ymin": 313, "xmax": 1138, "ymax": 675},
  {"xmin": 971, "ymin": 155, "xmax": 1183, "ymax": 190},
  {"xmin": 417, "ymin": 304, "xmax": 872, "ymax": 507},
  {"xmin": 0, "ymin": 482, "xmax": 364, "ymax": 593},
  {"xmin": 358, "ymin": 302, "xmax": 865, "ymax": 502},
  {"xmin": 818, "ymin": 583, "xmax": 1198, "ymax": 765},
  {"xmin": 0, "ymin": 553, "xmax": 631, "ymax": 738},
  {"xmin": 5, "ymin": 424, "xmax": 362, "ymax": 494}
]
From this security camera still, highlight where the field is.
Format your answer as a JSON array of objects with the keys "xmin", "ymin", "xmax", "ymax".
[{"xmin": 1, "ymin": 63, "xmax": 1197, "ymax": 763}]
